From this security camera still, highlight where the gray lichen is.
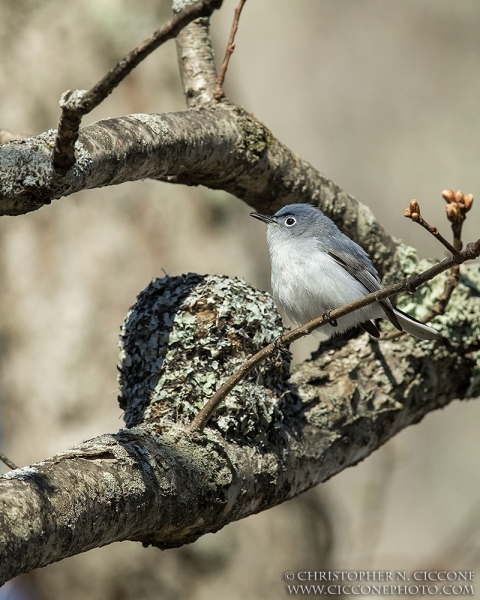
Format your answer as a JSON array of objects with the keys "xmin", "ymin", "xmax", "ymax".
[
  {"xmin": 385, "ymin": 246, "xmax": 480, "ymax": 398},
  {"xmin": 118, "ymin": 274, "xmax": 291, "ymax": 442},
  {"xmin": 0, "ymin": 128, "xmax": 93, "ymax": 213},
  {"xmin": 234, "ymin": 108, "xmax": 270, "ymax": 167},
  {"xmin": 394, "ymin": 243, "xmax": 480, "ymax": 344},
  {"xmin": 1, "ymin": 131, "xmax": 57, "ymax": 199},
  {"xmin": 118, "ymin": 262, "xmax": 480, "ymax": 443}
]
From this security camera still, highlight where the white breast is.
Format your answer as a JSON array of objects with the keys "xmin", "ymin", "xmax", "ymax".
[{"xmin": 267, "ymin": 233, "xmax": 383, "ymax": 336}]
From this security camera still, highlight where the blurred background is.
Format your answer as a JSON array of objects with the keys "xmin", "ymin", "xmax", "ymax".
[{"xmin": 1, "ymin": 0, "xmax": 480, "ymax": 598}]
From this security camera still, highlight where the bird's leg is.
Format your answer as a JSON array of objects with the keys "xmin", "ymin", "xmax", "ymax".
[{"xmin": 322, "ymin": 309, "xmax": 338, "ymax": 328}]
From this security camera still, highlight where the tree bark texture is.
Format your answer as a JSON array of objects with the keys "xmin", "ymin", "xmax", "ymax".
[
  {"xmin": 1, "ymin": 1, "xmax": 480, "ymax": 587},
  {"xmin": 0, "ymin": 105, "xmax": 401, "ymax": 280},
  {"xmin": 1, "ymin": 267, "xmax": 479, "ymax": 584}
]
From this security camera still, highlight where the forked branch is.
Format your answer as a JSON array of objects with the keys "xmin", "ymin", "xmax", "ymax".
[
  {"xmin": 381, "ymin": 192, "xmax": 474, "ymax": 341},
  {"xmin": 52, "ymin": 0, "xmax": 224, "ymax": 173}
]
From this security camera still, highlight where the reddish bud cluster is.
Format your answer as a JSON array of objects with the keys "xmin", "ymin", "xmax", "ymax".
[
  {"xmin": 442, "ymin": 189, "xmax": 474, "ymax": 226},
  {"xmin": 404, "ymin": 199, "xmax": 421, "ymax": 221}
]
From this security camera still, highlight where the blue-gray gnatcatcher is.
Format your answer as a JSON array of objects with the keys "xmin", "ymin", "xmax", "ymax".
[{"xmin": 250, "ymin": 203, "xmax": 441, "ymax": 340}]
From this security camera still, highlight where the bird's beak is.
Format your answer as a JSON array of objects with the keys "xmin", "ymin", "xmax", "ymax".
[{"xmin": 250, "ymin": 212, "xmax": 276, "ymax": 224}]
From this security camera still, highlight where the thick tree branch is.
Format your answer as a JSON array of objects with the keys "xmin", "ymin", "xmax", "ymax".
[
  {"xmin": 1, "ymin": 268, "xmax": 479, "ymax": 584},
  {"xmin": 175, "ymin": 19, "xmax": 219, "ymax": 107},
  {"xmin": 174, "ymin": 0, "xmax": 219, "ymax": 108},
  {"xmin": 0, "ymin": 107, "xmax": 400, "ymax": 278}
]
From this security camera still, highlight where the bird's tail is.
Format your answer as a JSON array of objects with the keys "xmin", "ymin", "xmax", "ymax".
[{"xmin": 393, "ymin": 308, "xmax": 441, "ymax": 340}]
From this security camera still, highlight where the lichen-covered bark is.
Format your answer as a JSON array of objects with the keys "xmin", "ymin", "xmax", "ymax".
[
  {"xmin": 1, "ymin": 0, "xmax": 478, "ymax": 584},
  {"xmin": 0, "ymin": 106, "xmax": 401, "ymax": 278},
  {"xmin": 117, "ymin": 274, "xmax": 290, "ymax": 435},
  {"xmin": 1, "ymin": 267, "xmax": 479, "ymax": 584}
]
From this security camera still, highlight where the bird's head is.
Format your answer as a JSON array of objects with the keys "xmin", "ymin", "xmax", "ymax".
[{"xmin": 250, "ymin": 203, "xmax": 329, "ymax": 242}]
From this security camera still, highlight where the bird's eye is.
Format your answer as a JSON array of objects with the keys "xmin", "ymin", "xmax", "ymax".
[{"xmin": 285, "ymin": 217, "xmax": 296, "ymax": 227}]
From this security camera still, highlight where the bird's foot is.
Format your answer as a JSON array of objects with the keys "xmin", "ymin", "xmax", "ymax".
[
  {"xmin": 322, "ymin": 310, "xmax": 338, "ymax": 328},
  {"xmin": 272, "ymin": 333, "xmax": 283, "ymax": 349}
]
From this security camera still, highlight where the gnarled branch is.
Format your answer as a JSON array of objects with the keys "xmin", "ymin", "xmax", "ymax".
[
  {"xmin": 1, "ymin": 269, "xmax": 479, "ymax": 584},
  {"xmin": 52, "ymin": 0, "xmax": 224, "ymax": 172}
]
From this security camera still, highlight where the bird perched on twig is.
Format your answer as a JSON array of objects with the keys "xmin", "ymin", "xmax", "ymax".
[{"xmin": 251, "ymin": 203, "xmax": 440, "ymax": 340}]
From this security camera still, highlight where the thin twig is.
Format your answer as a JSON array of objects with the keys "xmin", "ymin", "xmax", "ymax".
[
  {"xmin": 213, "ymin": 0, "xmax": 247, "ymax": 100},
  {"xmin": 404, "ymin": 199, "xmax": 462, "ymax": 259},
  {"xmin": 52, "ymin": 0, "xmax": 224, "ymax": 173},
  {"xmin": 0, "ymin": 450, "xmax": 18, "ymax": 471},
  {"xmin": 381, "ymin": 193, "xmax": 474, "ymax": 341},
  {"xmin": 187, "ymin": 237, "xmax": 480, "ymax": 433},
  {"xmin": 423, "ymin": 190, "xmax": 473, "ymax": 321}
]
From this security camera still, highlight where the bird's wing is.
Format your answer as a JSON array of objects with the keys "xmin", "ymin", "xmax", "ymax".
[{"xmin": 326, "ymin": 250, "xmax": 403, "ymax": 331}]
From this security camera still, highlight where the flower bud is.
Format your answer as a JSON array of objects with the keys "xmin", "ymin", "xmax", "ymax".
[
  {"xmin": 464, "ymin": 194, "xmax": 474, "ymax": 212},
  {"xmin": 442, "ymin": 189, "xmax": 455, "ymax": 202},
  {"xmin": 446, "ymin": 202, "xmax": 460, "ymax": 221},
  {"xmin": 409, "ymin": 199, "xmax": 420, "ymax": 215}
]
